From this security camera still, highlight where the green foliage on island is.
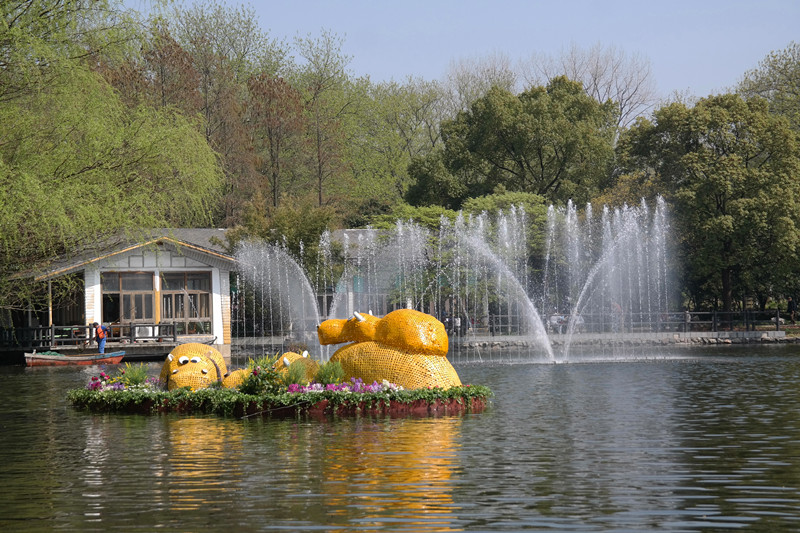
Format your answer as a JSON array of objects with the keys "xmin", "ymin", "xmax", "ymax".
[{"xmin": 67, "ymin": 383, "xmax": 494, "ymax": 419}]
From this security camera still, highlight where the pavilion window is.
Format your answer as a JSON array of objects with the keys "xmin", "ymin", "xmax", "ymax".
[
  {"xmin": 160, "ymin": 272, "xmax": 212, "ymax": 335},
  {"xmin": 101, "ymin": 272, "xmax": 154, "ymax": 326}
]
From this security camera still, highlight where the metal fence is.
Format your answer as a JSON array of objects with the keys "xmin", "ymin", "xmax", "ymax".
[{"xmin": 545, "ymin": 309, "xmax": 787, "ymax": 335}]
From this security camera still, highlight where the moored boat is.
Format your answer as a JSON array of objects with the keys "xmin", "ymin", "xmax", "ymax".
[{"xmin": 25, "ymin": 350, "xmax": 125, "ymax": 367}]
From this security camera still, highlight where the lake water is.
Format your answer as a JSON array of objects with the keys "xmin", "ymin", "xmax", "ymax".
[{"xmin": 2, "ymin": 345, "xmax": 800, "ymax": 532}]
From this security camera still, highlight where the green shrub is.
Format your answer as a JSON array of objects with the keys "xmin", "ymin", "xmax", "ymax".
[
  {"xmin": 282, "ymin": 361, "xmax": 307, "ymax": 386},
  {"xmin": 118, "ymin": 362, "xmax": 150, "ymax": 387},
  {"xmin": 238, "ymin": 354, "xmax": 284, "ymax": 395},
  {"xmin": 314, "ymin": 360, "xmax": 345, "ymax": 385}
]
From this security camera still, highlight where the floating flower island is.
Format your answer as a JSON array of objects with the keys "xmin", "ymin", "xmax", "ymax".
[
  {"xmin": 67, "ymin": 378, "xmax": 492, "ymax": 420},
  {"xmin": 67, "ymin": 310, "xmax": 492, "ymax": 419}
]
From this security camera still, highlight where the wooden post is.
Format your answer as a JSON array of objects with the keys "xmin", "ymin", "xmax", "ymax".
[{"xmin": 48, "ymin": 280, "xmax": 54, "ymax": 346}]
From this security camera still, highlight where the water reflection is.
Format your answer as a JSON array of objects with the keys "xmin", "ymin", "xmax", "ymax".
[
  {"xmin": 3, "ymin": 351, "xmax": 800, "ymax": 531},
  {"xmin": 667, "ymin": 357, "xmax": 800, "ymax": 530},
  {"xmin": 322, "ymin": 417, "xmax": 461, "ymax": 531},
  {"xmin": 160, "ymin": 417, "xmax": 246, "ymax": 511},
  {"xmin": 242, "ymin": 416, "xmax": 464, "ymax": 532}
]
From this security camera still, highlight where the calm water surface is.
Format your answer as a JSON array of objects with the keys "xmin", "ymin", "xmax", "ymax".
[{"xmin": 2, "ymin": 345, "xmax": 800, "ymax": 532}]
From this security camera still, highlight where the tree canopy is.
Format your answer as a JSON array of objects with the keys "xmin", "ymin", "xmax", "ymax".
[
  {"xmin": 619, "ymin": 94, "xmax": 800, "ymax": 311},
  {"xmin": 0, "ymin": 1, "xmax": 222, "ymax": 311},
  {"xmin": 738, "ymin": 41, "xmax": 800, "ymax": 131},
  {"xmin": 408, "ymin": 77, "xmax": 616, "ymax": 209},
  {"xmin": 2, "ymin": 1, "xmax": 799, "ymax": 315}
]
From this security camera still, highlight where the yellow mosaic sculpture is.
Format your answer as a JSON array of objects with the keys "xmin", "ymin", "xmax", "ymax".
[
  {"xmin": 319, "ymin": 309, "xmax": 461, "ymax": 389},
  {"xmin": 274, "ymin": 351, "xmax": 321, "ymax": 383},
  {"xmin": 222, "ymin": 368, "xmax": 250, "ymax": 389},
  {"xmin": 160, "ymin": 343, "xmax": 229, "ymax": 391},
  {"xmin": 159, "ymin": 344, "xmax": 323, "ymax": 391}
]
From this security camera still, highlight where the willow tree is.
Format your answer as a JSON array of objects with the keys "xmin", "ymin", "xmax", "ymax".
[
  {"xmin": 620, "ymin": 94, "xmax": 800, "ymax": 311},
  {"xmin": 0, "ymin": 0, "xmax": 222, "ymax": 312}
]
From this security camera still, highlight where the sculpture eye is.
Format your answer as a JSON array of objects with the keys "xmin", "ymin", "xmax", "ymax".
[
  {"xmin": 179, "ymin": 355, "xmax": 189, "ymax": 364},
  {"xmin": 172, "ymin": 369, "xmax": 178, "ymax": 374},
  {"xmin": 201, "ymin": 368, "xmax": 208, "ymax": 374},
  {"xmin": 167, "ymin": 354, "xmax": 174, "ymax": 362},
  {"xmin": 190, "ymin": 356, "xmax": 201, "ymax": 363}
]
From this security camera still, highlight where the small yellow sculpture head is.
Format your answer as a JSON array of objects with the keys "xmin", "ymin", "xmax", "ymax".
[
  {"xmin": 318, "ymin": 312, "xmax": 379, "ymax": 345},
  {"xmin": 274, "ymin": 350, "xmax": 320, "ymax": 383},
  {"xmin": 375, "ymin": 309, "xmax": 448, "ymax": 356},
  {"xmin": 159, "ymin": 343, "xmax": 228, "ymax": 391}
]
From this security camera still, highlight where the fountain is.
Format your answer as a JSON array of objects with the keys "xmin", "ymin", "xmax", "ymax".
[
  {"xmin": 231, "ymin": 198, "xmax": 672, "ymax": 363},
  {"xmin": 233, "ymin": 240, "xmax": 328, "ymax": 360}
]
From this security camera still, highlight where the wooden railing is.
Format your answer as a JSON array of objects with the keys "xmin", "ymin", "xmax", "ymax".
[{"xmin": 0, "ymin": 323, "xmax": 178, "ymax": 349}]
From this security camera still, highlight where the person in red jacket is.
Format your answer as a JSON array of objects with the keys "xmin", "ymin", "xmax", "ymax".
[{"xmin": 93, "ymin": 322, "xmax": 110, "ymax": 353}]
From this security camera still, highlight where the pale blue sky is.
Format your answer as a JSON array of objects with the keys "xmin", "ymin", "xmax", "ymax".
[{"xmin": 128, "ymin": 0, "xmax": 799, "ymax": 99}]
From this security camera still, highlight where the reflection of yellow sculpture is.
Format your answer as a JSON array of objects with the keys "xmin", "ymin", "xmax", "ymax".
[
  {"xmin": 319, "ymin": 417, "xmax": 462, "ymax": 531},
  {"xmin": 319, "ymin": 309, "xmax": 461, "ymax": 389},
  {"xmin": 165, "ymin": 417, "xmax": 245, "ymax": 511}
]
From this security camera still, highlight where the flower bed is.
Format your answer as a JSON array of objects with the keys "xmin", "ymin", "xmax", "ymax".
[
  {"xmin": 68, "ymin": 384, "xmax": 491, "ymax": 419},
  {"xmin": 67, "ymin": 370, "xmax": 492, "ymax": 419}
]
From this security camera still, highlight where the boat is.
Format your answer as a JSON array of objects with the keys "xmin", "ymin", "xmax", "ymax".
[{"xmin": 25, "ymin": 350, "xmax": 125, "ymax": 367}]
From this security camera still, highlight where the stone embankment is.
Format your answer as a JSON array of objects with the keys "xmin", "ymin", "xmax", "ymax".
[{"xmin": 452, "ymin": 332, "xmax": 799, "ymax": 350}]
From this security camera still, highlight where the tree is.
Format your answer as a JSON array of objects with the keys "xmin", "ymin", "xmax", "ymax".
[
  {"xmin": 293, "ymin": 29, "xmax": 353, "ymax": 208},
  {"xmin": 0, "ymin": 1, "xmax": 223, "ymax": 312},
  {"xmin": 225, "ymin": 198, "xmax": 336, "ymax": 275},
  {"xmin": 521, "ymin": 43, "xmax": 658, "ymax": 132},
  {"xmin": 620, "ymin": 94, "xmax": 800, "ymax": 311},
  {"xmin": 171, "ymin": 1, "xmax": 288, "ymax": 224},
  {"xmin": 143, "ymin": 26, "xmax": 203, "ymax": 113},
  {"xmin": 340, "ymin": 76, "xmax": 446, "ymax": 218},
  {"xmin": 368, "ymin": 203, "xmax": 458, "ymax": 232},
  {"xmin": 410, "ymin": 77, "xmax": 616, "ymax": 208},
  {"xmin": 440, "ymin": 52, "xmax": 518, "ymax": 118},
  {"xmin": 738, "ymin": 41, "xmax": 800, "ymax": 131},
  {"xmin": 406, "ymin": 149, "xmax": 471, "ymax": 210},
  {"xmin": 246, "ymin": 74, "xmax": 306, "ymax": 208}
]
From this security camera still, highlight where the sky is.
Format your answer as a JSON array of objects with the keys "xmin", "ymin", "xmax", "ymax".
[{"xmin": 129, "ymin": 0, "xmax": 798, "ymax": 99}]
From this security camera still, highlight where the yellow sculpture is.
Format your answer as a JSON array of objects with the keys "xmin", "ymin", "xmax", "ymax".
[
  {"xmin": 159, "ymin": 344, "xmax": 322, "ymax": 391},
  {"xmin": 221, "ymin": 368, "xmax": 250, "ymax": 389},
  {"xmin": 319, "ymin": 309, "xmax": 461, "ymax": 389},
  {"xmin": 274, "ymin": 350, "xmax": 320, "ymax": 383},
  {"xmin": 160, "ymin": 343, "xmax": 230, "ymax": 391}
]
